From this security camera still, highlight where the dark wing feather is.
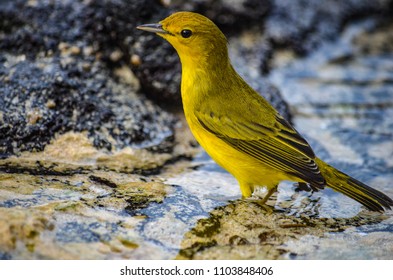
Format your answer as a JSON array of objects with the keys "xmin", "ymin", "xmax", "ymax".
[{"xmin": 196, "ymin": 111, "xmax": 326, "ymax": 190}]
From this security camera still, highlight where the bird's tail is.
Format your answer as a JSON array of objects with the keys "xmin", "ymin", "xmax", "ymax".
[{"xmin": 315, "ymin": 158, "xmax": 393, "ymax": 212}]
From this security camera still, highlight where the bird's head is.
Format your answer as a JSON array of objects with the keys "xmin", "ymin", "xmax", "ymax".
[{"xmin": 137, "ymin": 12, "xmax": 228, "ymax": 67}]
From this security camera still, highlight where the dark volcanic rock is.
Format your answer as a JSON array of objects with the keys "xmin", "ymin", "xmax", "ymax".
[
  {"xmin": 0, "ymin": 55, "xmax": 174, "ymax": 157},
  {"xmin": 0, "ymin": 0, "xmax": 166, "ymax": 61},
  {"xmin": 131, "ymin": 34, "xmax": 182, "ymax": 105},
  {"xmin": 0, "ymin": 0, "xmax": 175, "ymax": 157}
]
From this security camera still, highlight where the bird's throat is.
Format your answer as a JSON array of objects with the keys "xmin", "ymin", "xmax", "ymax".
[{"xmin": 180, "ymin": 55, "xmax": 233, "ymax": 108}]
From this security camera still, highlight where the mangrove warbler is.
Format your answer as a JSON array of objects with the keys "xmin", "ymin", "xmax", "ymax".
[{"xmin": 138, "ymin": 12, "xmax": 393, "ymax": 211}]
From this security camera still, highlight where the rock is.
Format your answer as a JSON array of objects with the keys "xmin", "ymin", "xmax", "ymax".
[
  {"xmin": 0, "ymin": 55, "xmax": 175, "ymax": 157},
  {"xmin": 0, "ymin": 0, "xmax": 175, "ymax": 157},
  {"xmin": 176, "ymin": 200, "xmax": 387, "ymax": 259},
  {"xmin": 131, "ymin": 35, "xmax": 183, "ymax": 105},
  {"xmin": 0, "ymin": 171, "xmax": 172, "ymax": 259}
]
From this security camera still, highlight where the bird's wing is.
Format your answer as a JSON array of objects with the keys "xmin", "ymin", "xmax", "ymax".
[{"xmin": 195, "ymin": 110, "xmax": 326, "ymax": 190}]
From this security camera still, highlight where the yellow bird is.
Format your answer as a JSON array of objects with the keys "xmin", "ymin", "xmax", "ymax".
[{"xmin": 138, "ymin": 12, "xmax": 393, "ymax": 211}]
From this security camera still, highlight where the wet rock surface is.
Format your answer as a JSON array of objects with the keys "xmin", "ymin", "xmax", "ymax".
[
  {"xmin": 177, "ymin": 200, "xmax": 388, "ymax": 259},
  {"xmin": 1, "ymin": 0, "xmax": 393, "ymax": 260},
  {"xmin": 0, "ymin": 171, "xmax": 171, "ymax": 259}
]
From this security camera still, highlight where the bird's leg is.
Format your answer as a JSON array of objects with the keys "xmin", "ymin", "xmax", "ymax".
[
  {"xmin": 250, "ymin": 185, "xmax": 278, "ymax": 213},
  {"xmin": 239, "ymin": 182, "xmax": 253, "ymax": 198},
  {"xmin": 259, "ymin": 185, "xmax": 278, "ymax": 205}
]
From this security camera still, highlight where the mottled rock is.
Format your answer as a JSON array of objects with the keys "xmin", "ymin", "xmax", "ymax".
[
  {"xmin": 0, "ymin": 0, "xmax": 175, "ymax": 157},
  {"xmin": 176, "ymin": 200, "xmax": 387, "ymax": 259},
  {"xmin": 284, "ymin": 219, "xmax": 393, "ymax": 259},
  {"xmin": 0, "ymin": 0, "xmax": 166, "ymax": 61},
  {"xmin": 0, "ymin": 171, "xmax": 172, "ymax": 259},
  {"xmin": 0, "ymin": 56, "xmax": 174, "ymax": 157}
]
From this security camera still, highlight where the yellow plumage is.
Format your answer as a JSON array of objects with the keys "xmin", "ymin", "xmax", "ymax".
[{"xmin": 138, "ymin": 11, "xmax": 393, "ymax": 211}]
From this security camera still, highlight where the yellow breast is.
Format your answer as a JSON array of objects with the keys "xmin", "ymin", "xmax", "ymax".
[{"xmin": 184, "ymin": 109, "xmax": 292, "ymax": 194}]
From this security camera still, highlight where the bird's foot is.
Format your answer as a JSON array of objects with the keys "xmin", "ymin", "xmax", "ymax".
[{"xmin": 252, "ymin": 200, "xmax": 274, "ymax": 213}]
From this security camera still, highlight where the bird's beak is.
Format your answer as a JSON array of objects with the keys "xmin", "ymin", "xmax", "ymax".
[{"xmin": 137, "ymin": 23, "xmax": 168, "ymax": 34}]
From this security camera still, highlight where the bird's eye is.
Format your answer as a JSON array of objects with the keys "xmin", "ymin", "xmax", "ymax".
[{"xmin": 180, "ymin": 29, "xmax": 192, "ymax": 38}]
